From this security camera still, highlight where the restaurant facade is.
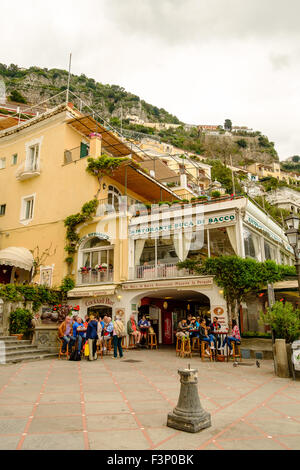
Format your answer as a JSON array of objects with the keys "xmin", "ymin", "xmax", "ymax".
[{"xmin": 0, "ymin": 101, "xmax": 294, "ymax": 345}]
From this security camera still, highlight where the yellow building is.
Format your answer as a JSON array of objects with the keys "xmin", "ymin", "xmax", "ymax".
[
  {"xmin": 0, "ymin": 103, "xmax": 177, "ymax": 288},
  {"xmin": 247, "ymin": 162, "xmax": 300, "ymax": 185}
]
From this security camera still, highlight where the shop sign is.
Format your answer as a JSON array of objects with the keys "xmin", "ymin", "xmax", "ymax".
[
  {"xmin": 245, "ymin": 215, "xmax": 282, "ymax": 243},
  {"xmin": 122, "ymin": 277, "xmax": 214, "ymax": 290},
  {"xmin": 212, "ymin": 307, "xmax": 228, "ymax": 327},
  {"xmin": 85, "ymin": 296, "xmax": 115, "ymax": 307},
  {"xmin": 79, "ymin": 232, "xmax": 110, "ymax": 244},
  {"xmin": 129, "ymin": 214, "xmax": 236, "ymax": 237}
]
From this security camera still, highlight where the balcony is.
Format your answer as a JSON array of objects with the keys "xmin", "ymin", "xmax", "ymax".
[
  {"xmin": 77, "ymin": 268, "xmax": 114, "ymax": 285},
  {"xmin": 131, "ymin": 263, "xmax": 192, "ymax": 280},
  {"xmin": 16, "ymin": 164, "xmax": 40, "ymax": 181}
]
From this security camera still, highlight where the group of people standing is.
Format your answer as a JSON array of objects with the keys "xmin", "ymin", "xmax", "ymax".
[
  {"xmin": 58, "ymin": 314, "xmax": 126, "ymax": 360},
  {"xmin": 176, "ymin": 314, "xmax": 241, "ymax": 355}
]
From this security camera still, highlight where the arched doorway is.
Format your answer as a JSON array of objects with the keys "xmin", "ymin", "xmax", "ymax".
[
  {"xmin": 130, "ymin": 289, "xmax": 211, "ymax": 345},
  {"xmin": 87, "ymin": 305, "xmax": 112, "ymax": 319}
]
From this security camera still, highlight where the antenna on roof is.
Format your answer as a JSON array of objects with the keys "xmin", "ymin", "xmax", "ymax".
[{"xmin": 66, "ymin": 53, "xmax": 72, "ymax": 105}]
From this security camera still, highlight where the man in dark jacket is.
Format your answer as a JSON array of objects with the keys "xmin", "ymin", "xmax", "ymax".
[{"xmin": 86, "ymin": 315, "xmax": 98, "ymax": 360}]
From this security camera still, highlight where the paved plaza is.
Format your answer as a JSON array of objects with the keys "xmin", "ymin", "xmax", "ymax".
[{"xmin": 0, "ymin": 348, "xmax": 299, "ymax": 451}]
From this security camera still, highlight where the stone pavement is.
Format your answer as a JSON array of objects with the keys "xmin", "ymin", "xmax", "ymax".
[{"xmin": 0, "ymin": 348, "xmax": 299, "ymax": 450}]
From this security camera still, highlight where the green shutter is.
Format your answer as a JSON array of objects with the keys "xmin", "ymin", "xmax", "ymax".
[{"xmin": 80, "ymin": 142, "xmax": 89, "ymax": 158}]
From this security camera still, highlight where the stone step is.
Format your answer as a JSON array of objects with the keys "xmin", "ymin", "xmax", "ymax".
[
  {"xmin": 2, "ymin": 352, "xmax": 58, "ymax": 364},
  {"xmin": 3, "ymin": 348, "xmax": 51, "ymax": 359},
  {"xmin": 0, "ymin": 337, "xmax": 32, "ymax": 344},
  {"xmin": 1, "ymin": 345, "xmax": 45, "ymax": 354}
]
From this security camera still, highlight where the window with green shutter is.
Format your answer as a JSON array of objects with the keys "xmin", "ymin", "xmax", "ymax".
[{"xmin": 80, "ymin": 142, "xmax": 89, "ymax": 159}]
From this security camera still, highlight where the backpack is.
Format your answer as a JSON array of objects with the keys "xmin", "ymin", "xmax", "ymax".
[
  {"xmin": 69, "ymin": 349, "xmax": 81, "ymax": 361},
  {"xmin": 114, "ymin": 320, "xmax": 126, "ymax": 338}
]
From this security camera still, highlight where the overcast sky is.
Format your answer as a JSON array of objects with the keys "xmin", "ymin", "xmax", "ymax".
[{"xmin": 1, "ymin": 0, "xmax": 300, "ymax": 159}]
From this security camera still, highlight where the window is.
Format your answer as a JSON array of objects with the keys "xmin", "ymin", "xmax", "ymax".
[
  {"xmin": 243, "ymin": 227, "xmax": 260, "ymax": 259},
  {"xmin": 21, "ymin": 195, "xmax": 35, "ymax": 222},
  {"xmin": 80, "ymin": 142, "xmax": 89, "ymax": 159},
  {"xmin": 79, "ymin": 237, "xmax": 113, "ymax": 284},
  {"xmin": 0, "ymin": 204, "xmax": 6, "ymax": 216},
  {"xmin": 11, "ymin": 154, "xmax": 18, "ymax": 165},
  {"xmin": 28, "ymin": 144, "xmax": 39, "ymax": 171},
  {"xmin": 107, "ymin": 185, "xmax": 121, "ymax": 211},
  {"xmin": 0, "ymin": 158, "xmax": 6, "ymax": 169},
  {"xmin": 264, "ymin": 240, "xmax": 276, "ymax": 261}
]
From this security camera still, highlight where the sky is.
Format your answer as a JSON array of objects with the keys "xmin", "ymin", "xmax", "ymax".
[{"xmin": 1, "ymin": 0, "xmax": 300, "ymax": 160}]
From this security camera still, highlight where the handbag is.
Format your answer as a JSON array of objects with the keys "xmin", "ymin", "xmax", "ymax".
[{"xmin": 84, "ymin": 342, "xmax": 90, "ymax": 356}]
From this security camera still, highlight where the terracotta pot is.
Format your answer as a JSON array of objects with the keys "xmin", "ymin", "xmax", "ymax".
[{"xmin": 11, "ymin": 334, "xmax": 23, "ymax": 341}]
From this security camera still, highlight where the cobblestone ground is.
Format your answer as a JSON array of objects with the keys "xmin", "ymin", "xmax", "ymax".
[{"xmin": 0, "ymin": 348, "xmax": 299, "ymax": 450}]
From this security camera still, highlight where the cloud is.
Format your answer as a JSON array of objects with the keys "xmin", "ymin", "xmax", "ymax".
[
  {"xmin": 270, "ymin": 54, "xmax": 291, "ymax": 71},
  {"xmin": 104, "ymin": 0, "xmax": 300, "ymax": 45}
]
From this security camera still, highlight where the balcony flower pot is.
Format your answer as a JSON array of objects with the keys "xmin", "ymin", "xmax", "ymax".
[{"xmin": 10, "ymin": 333, "xmax": 23, "ymax": 341}]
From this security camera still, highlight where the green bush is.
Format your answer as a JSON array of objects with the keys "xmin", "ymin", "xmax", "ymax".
[
  {"xmin": 9, "ymin": 308, "xmax": 33, "ymax": 335},
  {"xmin": 241, "ymin": 331, "xmax": 272, "ymax": 339},
  {"xmin": 260, "ymin": 301, "xmax": 300, "ymax": 343},
  {"xmin": 211, "ymin": 190, "xmax": 221, "ymax": 198}
]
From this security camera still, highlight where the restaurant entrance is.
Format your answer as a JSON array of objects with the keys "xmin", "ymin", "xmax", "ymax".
[
  {"xmin": 87, "ymin": 305, "xmax": 112, "ymax": 319},
  {"xmin": 137, "ymin": 289, "xmax": 211, "ymax": 345}
]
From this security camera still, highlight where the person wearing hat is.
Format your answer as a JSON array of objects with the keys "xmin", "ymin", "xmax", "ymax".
[{"xmin": 189, "ymin": 317, "xmax": 200, "ymax": 339}]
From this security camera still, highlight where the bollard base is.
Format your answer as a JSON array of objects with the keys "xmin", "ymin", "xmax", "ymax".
[{"xmin": 167, "ymin": 410, "xmax": 211, "ymax": 433}]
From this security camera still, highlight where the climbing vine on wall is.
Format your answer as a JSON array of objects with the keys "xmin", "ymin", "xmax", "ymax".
[{"xmin": 64, "ymin": 198, "xmax": 99, "ymax": 269}]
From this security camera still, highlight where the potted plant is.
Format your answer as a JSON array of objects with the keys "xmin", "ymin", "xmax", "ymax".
[
  {"xmin": 79, "ymin": 266, "xmax": 91, "ymax": 274},
  {"xmin": 211, "ymin": 190, "xmax": 221, "ymax": 199},
  {"xmin": 260, "ymin": 301, "xmax": 300, "ymax": 377},
  {"xmin": 9, "ymin": 308, "xmax": 33, "ymax": 340}
]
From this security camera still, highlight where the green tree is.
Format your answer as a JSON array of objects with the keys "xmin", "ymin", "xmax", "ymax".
[
  {"xmin": 8, "ymin": 89, "xmax": 27, "ymax": 104},
  {"xmin": 224, "ymin": 119, "xmax": 232, "ymax": 131},
  {"xmin": 178, "ymin": 256, "xmax": 296, "ymax": 326},
  {"xmin": 260, "ymin": 302, "xmax": 300, "ymax": 343},
  {"xmin": 236, "ymin": 138, "xmax": 248, "ymax": 149}
]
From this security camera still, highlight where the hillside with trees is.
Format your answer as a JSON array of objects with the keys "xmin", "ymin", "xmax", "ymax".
[{"xmin": 0, "ymin": 63, "xmax": 279, "ymax": 166}]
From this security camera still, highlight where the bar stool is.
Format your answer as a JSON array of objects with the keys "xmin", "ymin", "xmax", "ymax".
[
  {"xmin": 200, "ymin": 341, "xmax": 213, "ymax": 362},
  {"xmin": 97, "ymin": 340, "xmax": 103, "ymax": 359},
  {"xmin": 106, "ymin": 337, "xmax": 112, "ymax": 355},
  {"xmin": 121, "ymin": 336, "xmax": 128, "ymax": 350},
  {"xmin": 128, "ymin": 334, "xmax": 136, "ymax": 349},
  {"xmin": 58, "ymin": 339, "xmax": 69, "ymax": 359},
  {"xmin": 176, "ymin": 336, "xmax": 182, "ymax": 356},
  {"xmin": 180, "ymin": 337, "xmax": 192, "ymax": 358},
  {"xmin": 231, "ymin": 341, "xmax": 242, "ymax": 362},
  {"xmin": 148, "ymin": 332, "xmax": 158, "ymax": 350},
  {"xmin": 191, "ymin": 337, "xmax": 200, "ymax": 353}
]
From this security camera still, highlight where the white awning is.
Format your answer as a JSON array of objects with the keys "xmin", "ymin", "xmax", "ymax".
[
  {"xmin": 67, "ymin": 285, "xmax": 116, "ymax": 298},
  {"xmin": 0, "ymin": 247, "xmax": 33, "ymax": 271}
]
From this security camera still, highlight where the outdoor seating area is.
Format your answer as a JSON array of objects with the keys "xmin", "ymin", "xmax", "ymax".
[
  {"xmin": 57, "ymin": 312, "xmax": 159, "ymax": 363},
  {"xmin": 175, "ymin": 314, "xmax": 242, "ymax": 363}
]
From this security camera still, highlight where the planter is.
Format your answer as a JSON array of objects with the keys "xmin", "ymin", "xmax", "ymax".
[
  {"xmin": 10, "ymin": 333, "xmax": 23, "ymax": 340},
  {"xmin": 273, "ymin": 339, "xmax": 293, "ymax": 378}
]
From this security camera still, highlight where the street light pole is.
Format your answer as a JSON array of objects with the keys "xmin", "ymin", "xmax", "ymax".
[{"xmin": 284, "ymin": 214, "xmax": 300, "ymax": 294}]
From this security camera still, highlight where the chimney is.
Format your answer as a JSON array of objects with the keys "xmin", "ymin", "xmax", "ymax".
[{"xmin": 89, "ymin": 133, "xmax": 102, "ymax": 157}]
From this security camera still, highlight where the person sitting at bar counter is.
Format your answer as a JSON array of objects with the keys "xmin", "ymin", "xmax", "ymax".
[
  {"xmin": 138, "ymin": 315, "xmax": 150, "ymax": 344},
  {"xmin": 72, "ymin": 317, "xmax": 87, "ymax": 353},
  {"xmin": 222, "ymin": 319, "xmax": 241, "ymax": 355},
  {"xmin": 127, "ymin": 314, "xmax": 142, "ymax": 347},
  {"xmin": 199, "ymin": 318, "xmax": 216, "ymax": 353},
  {"xmin": 209, "ymin": 316, "xmax": 222, "ymax": 351},
  {"xmin": 189, "ymin": 317, "xmax": 200, "ymax": 338},
  {"xmin": 176, "ymin": 318, "xmax": 190, "ymax": 340},
  {"xmin": 58, "ymin": 315, "xmax": 73, "ymax": 353}
]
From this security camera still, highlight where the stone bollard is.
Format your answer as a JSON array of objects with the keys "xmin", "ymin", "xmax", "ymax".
[
  {"xmin": 275, "ymin": 339, "xmax": 290, "ymax": 378},
  {"xmin": 167, "ymin": 367, "xmax": 211, "ymax": 433}
]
